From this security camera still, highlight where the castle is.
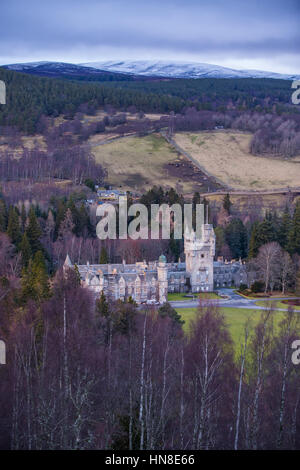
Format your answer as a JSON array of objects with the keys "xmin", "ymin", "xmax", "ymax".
[{"xmin": 64, "ymin": 223, "xmax": 246, "ymax": 303}]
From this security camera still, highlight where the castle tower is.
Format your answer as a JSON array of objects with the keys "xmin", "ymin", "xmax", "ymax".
[
  {"xmin": 157, "ymin": 254, "xmax": 168, "ymax": 303},
  {"xmin": 184, "ymin": 224, "xmax": 215, "ymax": 292}
]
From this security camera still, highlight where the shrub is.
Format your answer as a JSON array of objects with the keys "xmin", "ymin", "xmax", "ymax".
[{"xmin": 251, "ymin": 280, "xmax": 265, "ymax": 293}]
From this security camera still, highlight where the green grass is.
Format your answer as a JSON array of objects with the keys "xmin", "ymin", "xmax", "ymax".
[
  {"xmin": 176, "ymin": 307, "xmax": 285, "ymax": 351},
  {"xmin": 255, "ymin": 300, "xmax": 300, "ymax": 311},
  {"xmin": 168, "ymin": 292, "xmax": 221, "ymax": 301}
]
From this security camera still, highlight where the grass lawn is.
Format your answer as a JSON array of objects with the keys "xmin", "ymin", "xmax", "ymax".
[
  {"xmin": 255, "ymin": 300, "xmax": 300, "ymax": 311},
  {"xmin": 168, "ymin": 292, "xmax": 221, "ymax": 301},
  {"xmin": 176, "ymin": 307, "xmax": 285, "ymax": 352}
]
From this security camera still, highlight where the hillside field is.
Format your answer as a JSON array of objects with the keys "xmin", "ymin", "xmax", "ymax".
[
  {"xmin": 173, "ymin": 131, "xmax": 300, "ymax": 190},
  {"xmin": 91, "ymin": 133, "xmax": 207, "ymax": 194}
]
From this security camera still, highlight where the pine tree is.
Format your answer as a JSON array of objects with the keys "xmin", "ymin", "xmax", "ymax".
[
  {"xmin": 20, "ymin": 232, "xmax": 32, "ymax": 267},
  {"xmin": 7, "ymin": 206, "xmax": 22, "ymax": 247},
  {"xmin": 223, "ymin": 193, "xmax": 232, "ymax": 214},
  {"xmin": 287, "ymin": 200, "xmax": 300, "ymax": 255},
  {"xmin": 99, "ymin": 246, "xmax": 109, "ymax": 264},
  {"xmin": 96, "ymin": 290, "xmax": 109, "ymax": 318},
  {"xmin": 258, "ymin": 213, "xmax": 276, "ymax": 245},
  {"xmin": 278, "ymin": 206, "xmax": 292, "ymax": 250},
  {"xmin": 57, "ymin": 208, "xmax": 74, "ymax": 240},
  {"xmin": 248, "ymin": 222, "xmax": 260, "ymax": 258},
  {"xmin": 169, "ymin": 233, "xmax": 181, "ymax": 261},
  {"xmin": 32, "ymin": 250, "xmax": 50, "ymax": 300},
  {"xmin": 21, "ymin": 260, "xmax": 36, "ymax": 302},
  {"xmin": 74, "ymin": 264, "xmax": 81, "ymax": 285},
  {"xmin": 54, "ymin": 200, "xmax": 67, "ymax": 239},
  {"xmin": 225, "ymin": 218, "xmax": 247, "ymax": 259},
  {"xmin": 158, "ymin": 302, "xmax": 185, "ymax": 326},
  {"xmin": 0, "ymin": 198, "xmax": 7, "ymax": 232},
  {"xmin": 26, "ymin": 207, "xmax": 42, "ymax": 255},
  {"xmin": 20, "ymin": 204, "xmax": 27, "ymax": 232},
  {"xmin": 295, "ymin": 268, "xmax": 300, "ymax": 296}
]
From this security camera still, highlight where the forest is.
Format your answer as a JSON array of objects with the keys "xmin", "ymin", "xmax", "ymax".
[
  {"xmin": 1, "ymin": 66, "xmax": 300, "ymax": 159},
  {"xmin": 0, "ymin": 269, "xmax": 299, "ymax": 450},
  {"xmin": 0, "ymin": 66, "xmax": 300, "ymax": 451}
]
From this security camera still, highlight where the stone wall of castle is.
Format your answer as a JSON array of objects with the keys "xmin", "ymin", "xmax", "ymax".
[{"xmin": 65, "ymin": 224, "xmax": 247, "ymax": 303}]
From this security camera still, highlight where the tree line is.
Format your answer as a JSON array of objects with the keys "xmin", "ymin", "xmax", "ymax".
[{"xmin": 0, "ymin": 271, "xmax": 299, "ymax": 449}]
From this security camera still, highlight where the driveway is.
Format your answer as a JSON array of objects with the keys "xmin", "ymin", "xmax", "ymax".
[{"xmin": 170, "ymin": 288, "xmax": 300, "ymax": 312}]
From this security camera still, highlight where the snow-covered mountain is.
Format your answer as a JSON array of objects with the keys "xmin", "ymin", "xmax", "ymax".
[
  {"xmin": 1, "ymin": 61, "xmax": 132, "ymax": 80},
  {"xmin": 3, "ymin": 60, "xmax": 299, "ymax": 80},
  {"xmin": 80, "ymin": 60, "xmax": 299, "ymax": 80}
]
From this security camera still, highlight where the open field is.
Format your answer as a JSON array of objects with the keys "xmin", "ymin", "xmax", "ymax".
[
  {"xmin": 255, "ymin": 300, "xmax": 300, "ymax": 311},
  {"xmin": 168, "ymin": 292, "xmax": 221, "ymax": 301},
  {"xmin": 0, "ymin": 135, "xmax": 46, "ymax": 156},
  {"xmin": 173, "ymin": 131, "xmax": 300, "ymax": 190},
  {"xmin": 92, "ymin": 133, "xmax": 205, "ymax": 193},
  {"xmin": 176, "ymin": 307, "xmax": 285, "ymax": 350}
]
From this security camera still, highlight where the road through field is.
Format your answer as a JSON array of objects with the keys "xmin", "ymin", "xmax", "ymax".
[{"xmin": 170, "ymin": 288, "xmax": 300, "ymax": 311}]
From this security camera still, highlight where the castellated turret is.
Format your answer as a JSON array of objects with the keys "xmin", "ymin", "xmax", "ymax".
[
  {"xmin": 184, "ymin": 224, "xmax": 215, "ymax": 292},
  {"xmin": 157, "ymin": 254, "xmax": 168, "ymax": 303}
]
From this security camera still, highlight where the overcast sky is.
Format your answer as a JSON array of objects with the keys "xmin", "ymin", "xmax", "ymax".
[{"xmin": 0, "ymin": 0, "xmax": 299, "ymax": 73}]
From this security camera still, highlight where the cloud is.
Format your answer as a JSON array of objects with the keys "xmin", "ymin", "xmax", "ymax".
[{"xmin": 0, "ymin": 0, "xmax": 299, "ymax": 73}]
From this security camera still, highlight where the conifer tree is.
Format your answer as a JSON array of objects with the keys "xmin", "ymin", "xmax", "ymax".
[
  {"xmin": 32, "ymin": 250, "xmax": 50, "ymax": 301},
  {"xmin": 96, "ymin": 290, "xmax": 109, "ymax": 319},
  {"xmin": 7, "ymin": 206, "xmax": 22, "ymax": 247},
  {"xmin": 57, "ymin": 208, "xmax": 74, "ymax": 241},
  {"xmin": 99, "ymin": 246, "xmax": 109, "ymax": 264},
  {"xmin": 73, "ymin": 264, "xmax": 81, "ymax": 285},
  {"xmin": 158, "ymin": 302, "xmax": 184, "ymax": 326},
  {"xmin": 225, "ymin": 218, "xmax": 247, "ymax": 259},
  {"xmin": 20, "ymin": 204, "xmax": 27, "ymax": 232},
  {"xmin": 54, "ymin": 200, "xmax": 67, "ymax": 239},
  {"xmin": 287, "ymin": 200, "xmax": 300, "ymax": 255},
  {"xmin": 223, "ymin": 193, "xmax": 232, "ymax": 214},
  {"xmin": 278, "ymin": 207, "xmax": 292, "ymax": 250},
  {"xmin": 20, "ymin": 232, "xmax": 32, "ymax": 268},
  {"xmin": 21, "ymin": 260, "xmax": 36, "ymax": 302},
  {"xmin": 0, "ymin": 198, "xmax": 7, "ymax": 232},
  {"xmin": 26, "ymin": 207, "xmax": 42, "ymax": 255},
  {"xmin": 248, "ymin": 222, "xmax": 260, "ymax": 259}
]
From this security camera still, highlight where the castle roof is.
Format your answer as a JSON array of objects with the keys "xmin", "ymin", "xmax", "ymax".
[{"xmin": 64, "ymin": 254, "xmax": 72, "ymax": 267}]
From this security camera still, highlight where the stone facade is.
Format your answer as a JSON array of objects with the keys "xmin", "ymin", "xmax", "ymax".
[
  {"xmin": 184, "ymin": 224, "xmax": 215, "ymax": 292},
  {"xmin": 64, "ymin": 223, "xmax": 247, "ymax": 303}
]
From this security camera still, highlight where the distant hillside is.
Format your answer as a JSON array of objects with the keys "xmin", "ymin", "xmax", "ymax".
[
  {"xmin": 0, "ymin": 67, "xmax": 183, "ymax": 133},
  {"xmin": 2, "ymin": 61, "xmax": 136, "ymax": 82},
  {"xmin": 2, "ymin": 61, "xmax": 167, "ymax": 82},
  {"xmin": 81, "ymin": 60, "xmax": 300, "ymax": 80},
  {"xmin": 0, "ymin": 65, "xmax": 298, "ymax": 134}
]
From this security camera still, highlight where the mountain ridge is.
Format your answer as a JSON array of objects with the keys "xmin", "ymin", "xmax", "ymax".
[
  {"xmin": 80, "ymin": 60, "xmax": 300, "ymax": 80},
  {"xmin": 2, "ymin": 60, "xmax": 299, "ymax": 81}
]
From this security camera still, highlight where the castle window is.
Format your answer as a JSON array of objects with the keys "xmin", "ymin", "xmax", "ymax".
[{"xmin": 201, "ymin": 254, "xmax": 204, "ymax": 258}]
